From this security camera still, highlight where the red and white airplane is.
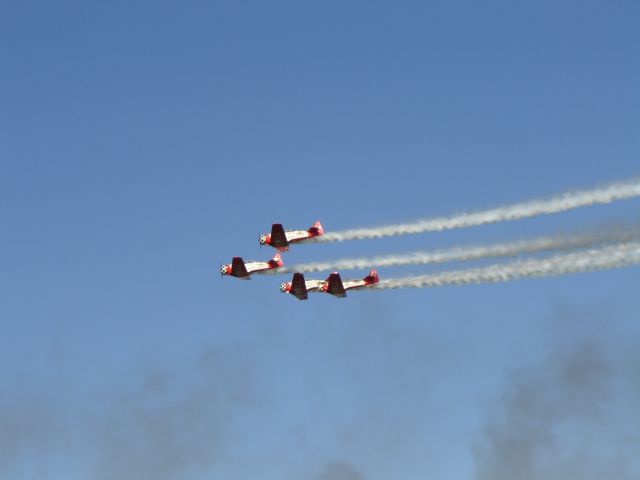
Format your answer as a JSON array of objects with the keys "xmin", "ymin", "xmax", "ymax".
[
  {"xmin": 221, "ymin": 253, "xmax": 283, "ymax": 279},
  {"xmin": 280, "ymin": 269, "xmax": 379, "ymax": 300},
  {"xmin": 259, "ymin": 221, "xmax": 324, "ymax": 251}
]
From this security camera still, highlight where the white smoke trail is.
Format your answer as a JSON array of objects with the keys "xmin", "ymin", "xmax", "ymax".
[
  {"xmin": 281, "ymin": 227, "xmax": 640, "ymax": 274},
  {"xmin": 316, "ymin": 178, "xmax": 640, "ymax": 242},
  {"xmin": 373, "ymin": 242, "xmax": 640, "ymax": 289}
]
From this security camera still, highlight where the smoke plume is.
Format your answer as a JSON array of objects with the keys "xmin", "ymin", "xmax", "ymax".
[
  {"xmin": 283, "ymin": 226, "xmax": 640, "ymax": 274},
  {"xmin": 316, "ymin": 178, "xmax": 640, "ymax": 242},
  {"xmin": 474, "ymin": 316, "xmax": 640, "ymax": 479},
  {"xmin": 0, "ymin": 345, "xmax": 254, "ymax": 480},
  {"xmin": 310, "ymin": 461, "xmax": 364, "ymax": 480},
  {"xmin": 374, "ymin": 242, "xmax": 640, "ymax": 289}
]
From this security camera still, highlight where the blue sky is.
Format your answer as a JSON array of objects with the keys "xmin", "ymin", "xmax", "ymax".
[{"xmin": 2, "ymin": 1, "xmax": 640, "ymax": 479}]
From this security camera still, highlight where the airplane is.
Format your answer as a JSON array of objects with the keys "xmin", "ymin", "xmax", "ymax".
[
  {"xmin": 280, "ymin": 269, "xmax": 379, "ymax": 300},
  {"xmin": 259, "ymin": 221, "xmax": 324, "ymax": 251},
  {"xmin": 279, "ymin": 273, "xmax": 327, "ymax": 300},
  {"xmin": 221, "ymin": 253, "xmax": 283, "ymax": 279}
]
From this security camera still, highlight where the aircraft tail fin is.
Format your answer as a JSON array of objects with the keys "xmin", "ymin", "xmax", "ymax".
[
  {"xmin": 308, "ymin": 220, "xmax": 324, "ymax": 236},
  {"xmin": 271, "ymin": 252, "xmax": 283, "ymax": 267},
  {"xmin": 364, "ymin": 269, "xmax": 379, "ymax": 285}
]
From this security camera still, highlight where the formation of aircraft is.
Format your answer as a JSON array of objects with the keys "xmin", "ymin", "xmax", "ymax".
[
  {"xmin": 280, "ymin": 269, "xmax": 379, "ymax": 300},
  {"xmin": 259, "ymin": 221, "xmax": 324, "ymax": 251},
  {"xmin": 223, "ymin": 221, "xmax": 378, "ymax": 299}
]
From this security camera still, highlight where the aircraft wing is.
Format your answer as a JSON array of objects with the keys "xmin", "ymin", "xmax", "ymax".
[
  {"xmin": 291, "ymin": 272, "xmax": 308, "ymax": 300},
  {"xmin": 231, "ymin": 257, "xmax": 250, "ymax": 277},
  {"xmin": 270, "ymin": 224, "xmax": 289, "ymax": 249},
  {"xmin": 326, "ymin": 273, "xmax": 347, "ymax": 298}
]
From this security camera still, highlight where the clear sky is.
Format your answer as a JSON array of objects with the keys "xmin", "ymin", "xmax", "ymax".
[{"xmin": 2, "ymin": 1, "xmax": 640, "ymax": 479}]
